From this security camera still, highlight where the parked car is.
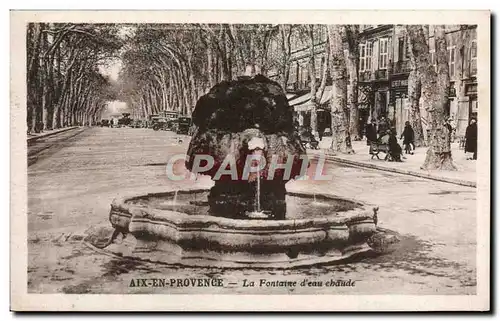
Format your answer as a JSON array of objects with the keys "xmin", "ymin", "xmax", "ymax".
[
  {"xmin": 152, "ymin": 117, "xmax": 168, "ymax": 131},
  {"xmin": 118, "ymin": 113, "xmax": 133, "ymax": 127},
  {"xmin": 132, "ymin": 119, "xmax": 144, "ymax": 128},
  {"xmin": 174, "ymin": 116, "xmax": 192, "ymax": 135}
]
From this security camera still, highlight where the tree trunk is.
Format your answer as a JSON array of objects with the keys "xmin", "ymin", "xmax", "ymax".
[
  {"xmin": 317, "ymin": 37, "xmax": 330, "ymax": 102},
  {"xmin": 328, "ymin": 25, "xmax": 354, "ymax": 154},
  {"xmin": 307, "ymin": 25, "xmax": 318, "ymax": 139},
  {"xmin": 455, "ymin": 26, "xmax": 474, "ymax": 137},
  {"xmin": 279, "ymin": 25, "xmax": 293, "ymax": 90},
  {"xmin": 413, "ymin": 25, "xmax": 457, "ymax": 170},
  {"xmin": 344, "ymin": 26, "xmax": 360, "ymax": 140},
  {"xmin": 27, "ymin": 23, "xmax": 44, "ymax": 133},
  {"xmin": 406, "ymin": 26, "xmax": 426, "ymax": 147}
]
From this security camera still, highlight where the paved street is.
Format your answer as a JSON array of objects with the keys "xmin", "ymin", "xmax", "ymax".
[
  {"xmin": 315, "ymin": 138, "xmax": 477, "ymax": 186},
  {"xmin": 28, "ymin": 127, "xmax": 476, "ymax": 294}
]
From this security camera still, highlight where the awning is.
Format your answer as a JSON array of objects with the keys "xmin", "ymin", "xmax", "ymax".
[
  {"xmin": 289, "ymin": 86, "xmax": 333, "ymax": 112},
  {"xmin": 318, "ymin": 86, "xmax": 332, "ymax": 105},
  {"xmin": 294, "ymin": 102, "xmax": 314, "ymax": 112},
  {"xmin": 288, "ymin": 92, "xmax": 311, "ymax": 106},
  {"xmin": 288, "ymin": 86, "xmax": 333, "ymax": 105}
]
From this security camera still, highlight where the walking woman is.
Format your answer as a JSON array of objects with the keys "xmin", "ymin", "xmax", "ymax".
[
  {"xmin": 400, "ymin": 121, "xmax": 415, "ymax": 155},
  {"xmin": 465, "ymin": 118, "xmax": 478, "ymax": 160}
]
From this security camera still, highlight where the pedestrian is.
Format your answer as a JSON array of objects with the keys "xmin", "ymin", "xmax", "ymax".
[
  {"xmin": 400, "ymin": 121, "xmax": 415, "ymax": 155},
  {"xmin": 300, "ymin": 125, "xmax": 319, "ymax": 150},
  {"xmin": 365, "ymin": 118, "xmax": 378, "ymax": 146},
  {"xmin": 465, "ymin": 118, "xmax": 477, "ymax": 160},
  {"xmin": 358, "ymin": 116, "xmax": 364, "ymax": 139},
  {"xmin": 388, "ymin": 128, "xmax": 403, "ymax": 162}
]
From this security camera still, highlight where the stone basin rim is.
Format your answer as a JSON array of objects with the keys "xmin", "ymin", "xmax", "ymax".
[{"xmin": 110, "ymin": 188, "xmax": 377, "ymax": 229}]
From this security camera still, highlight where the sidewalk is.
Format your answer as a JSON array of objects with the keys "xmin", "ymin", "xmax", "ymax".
[
  {"xmin": 312, "ymin": 137, "xmax": 476, "ymax": 187},
  {"xmin": 27, "ymin": 126, "xmax": 79, "ymax": 142}
]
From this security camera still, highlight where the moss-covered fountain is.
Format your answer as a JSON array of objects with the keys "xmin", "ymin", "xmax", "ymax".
[{"xmin": 86, "ymin": 74, "xmax": 381, "ymax": 268}]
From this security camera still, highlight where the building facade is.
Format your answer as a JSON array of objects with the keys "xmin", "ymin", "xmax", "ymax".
[
  {"xmin": 389, "ymin": 25, "xmax": 478, "ymax": 138},
  {"xmin": 280, "ymin": 26, "xmax": 332, "ymax": 133},
  {"xmin": 357, "ymin": 24, "xmax": 394, "ymax": 131},
  {"xmin": 275, "ymin": 24, "xmax": 477, "ymax": 139}
]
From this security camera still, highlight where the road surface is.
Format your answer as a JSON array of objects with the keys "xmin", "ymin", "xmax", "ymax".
[{"xmin": 27, "ymin": 127, "xmax": 476, "ymax": 294}]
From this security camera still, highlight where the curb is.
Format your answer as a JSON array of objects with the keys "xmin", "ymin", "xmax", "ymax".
[
  {"xmin": 324, "ymin": 155, "xmax": 476, "ymax": 188},
  {"xmin": 27, "ymin": 126, "xmax": 80, "ymax": 142}
]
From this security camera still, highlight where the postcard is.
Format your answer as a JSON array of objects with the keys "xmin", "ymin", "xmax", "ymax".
[{"xmin": 11, "ymin": 10, "xmax": 490, "ymax": 311}]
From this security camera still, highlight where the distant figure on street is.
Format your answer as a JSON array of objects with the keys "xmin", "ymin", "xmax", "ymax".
[
  {"xmin": 465, "ymin": 118, "xmax": 477, "ymax": 160},
  {"xmin": 318, "ymin": 126, "xmax": 324, "ymax": 141},
  {"xmin": 379, "ymin": 128, "xmax": 390, "ymax": 145},
  {"xmin": 299, "ymin": 125, "xmax": 319, "ymax": 150},
  {"xmin": 358, "ymin": 116, "xmax": 365, "ymax": 139},
  {"xmin": 365, "ymin": 119, "xmax": 378, "ymax": 145},
  {"xmin": 388, "ymin": 128, "xmax": 403, "ymax": 162},
  {"xmin": 400, "ymin": 121, "xmax": 415, "ymax": 155}
]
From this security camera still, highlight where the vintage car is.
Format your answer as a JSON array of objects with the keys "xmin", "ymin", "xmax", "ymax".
[
  {"xmin": 174, "ymin": 116, "xmax": 192, "ymax": 135},
  {"xmin": 118, "ymin": 113, "xmax": 133, "ymax": 127},
  {"xmin": 132, "ymin": 119, "xmax": 144, "ymax": 128},
  {"xmin": 152, "ymin": 117, "xmax": 169, "ymax": 131}
]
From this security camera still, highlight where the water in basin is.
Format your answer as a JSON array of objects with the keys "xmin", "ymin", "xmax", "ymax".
[{"xmin": 127, "ymin": 190, "xmax": 363, "ymax": 220}]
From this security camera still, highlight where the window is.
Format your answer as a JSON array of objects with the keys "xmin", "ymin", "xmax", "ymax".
[
  {"xmin": 447, "ymin": 46, "xmax": 456, "ymax": 78},
  {"xmin": 470, "ymin": 40, "xmax": 477, "ymax": 76},
  {"xmin": 379, "ymin": 38, "xmax": 388, "ymax": 70},
  {"xmin": 315, "ymin": 56, "xmax": 322, "ymax": 78},
  {"xmin": 359, "ymin": 43, "xmax": 366, "ymax": 71},
  {"xmin": 288, "ymin": 63, "xmax": 298, "ymax": 85},
  {"xmin": 317, "ymin": 26, "xmax": 327, "ymax": 42},
  {"xmin": 359, "ymin": 41, "xmax": 373, "ymax": 72},
  {"xmin": 302, "ymin": 65, "xmax": 309, "ymax": 87},
  {"xmin": 405, "ymin": 37, "xmax": 411, "ymax": 58},
  {"xmin": 398, "ymin": 37, "xmax": 404, "ymax": 61},
  {"xmin": 429, "ymin": 50, "xmax": 437, "ymax": 71},
  {"xmin": 297, "ymin": 65, "xmax": 303, "ymax": 86},
  {"xmin": 366, "ymin": 41, "xmax": 373, "ymax": 70}
]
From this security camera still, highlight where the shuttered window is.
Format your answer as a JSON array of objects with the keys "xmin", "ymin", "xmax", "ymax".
[{"xmin": 379, "ymin": 38, "xmax": 388, "ymax": 70}]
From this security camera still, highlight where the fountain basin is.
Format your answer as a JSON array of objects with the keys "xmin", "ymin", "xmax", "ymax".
[{"xmin": 96, "ymin": 189, "xmax": 378, "ymax": 268}]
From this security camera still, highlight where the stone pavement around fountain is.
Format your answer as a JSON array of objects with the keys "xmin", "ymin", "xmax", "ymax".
[
  {"xmin": 27, "ymin": 127, "xmax": 477, "ymax": 295},
  {"xmin": 313, "ymin": 137, "xmax": 477, "ymax": 187}
]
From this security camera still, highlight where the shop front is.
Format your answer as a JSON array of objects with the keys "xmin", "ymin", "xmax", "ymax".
[
  {"xmin": 466, "ymin": 83, "xmax": 478, "ymax": 120},
  {"xmin": 456, "ymin": 80, "xmax": 478, "ymax": 137},
  {"xmin": 289, "ymin": 87, "xmax": 332, "ymax": 135},
  {"xmin": 389, "ymin": 77, "xmax": 409, "ymax": 135}
]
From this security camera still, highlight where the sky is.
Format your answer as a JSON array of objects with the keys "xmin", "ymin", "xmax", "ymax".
[
  {"xmin": 98, "ymin": 26, "xmax": 136, "ymax": 117},
  {"xmin": 99, "ymin": 59, "xmax": 122, "ymax": 82},
  {"xmin": 99, "ymin": 26, "xmax": 136, "ymax": 81},
  {"xmin": 101, "ymin": 100, "xmax": 129, "ymax": 119}
]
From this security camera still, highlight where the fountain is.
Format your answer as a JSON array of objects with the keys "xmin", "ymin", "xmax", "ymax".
[{"xmin": 86, "ymin": 74, "xmax": 383, "ymax": 268}]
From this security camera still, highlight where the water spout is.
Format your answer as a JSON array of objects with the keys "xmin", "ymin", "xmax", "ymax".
[
  {"xmin": 172, "ymin": 190, "xmax": 178, "ymax": 206},
  {"xmin": 256, "ymin": 168, "xmax": 261, "ymax": 212}
]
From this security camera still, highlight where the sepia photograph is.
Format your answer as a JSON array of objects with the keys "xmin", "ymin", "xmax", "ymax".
[{"xmin": 10, "ymin": 10, "xmax": 490, "ymax": 311}]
